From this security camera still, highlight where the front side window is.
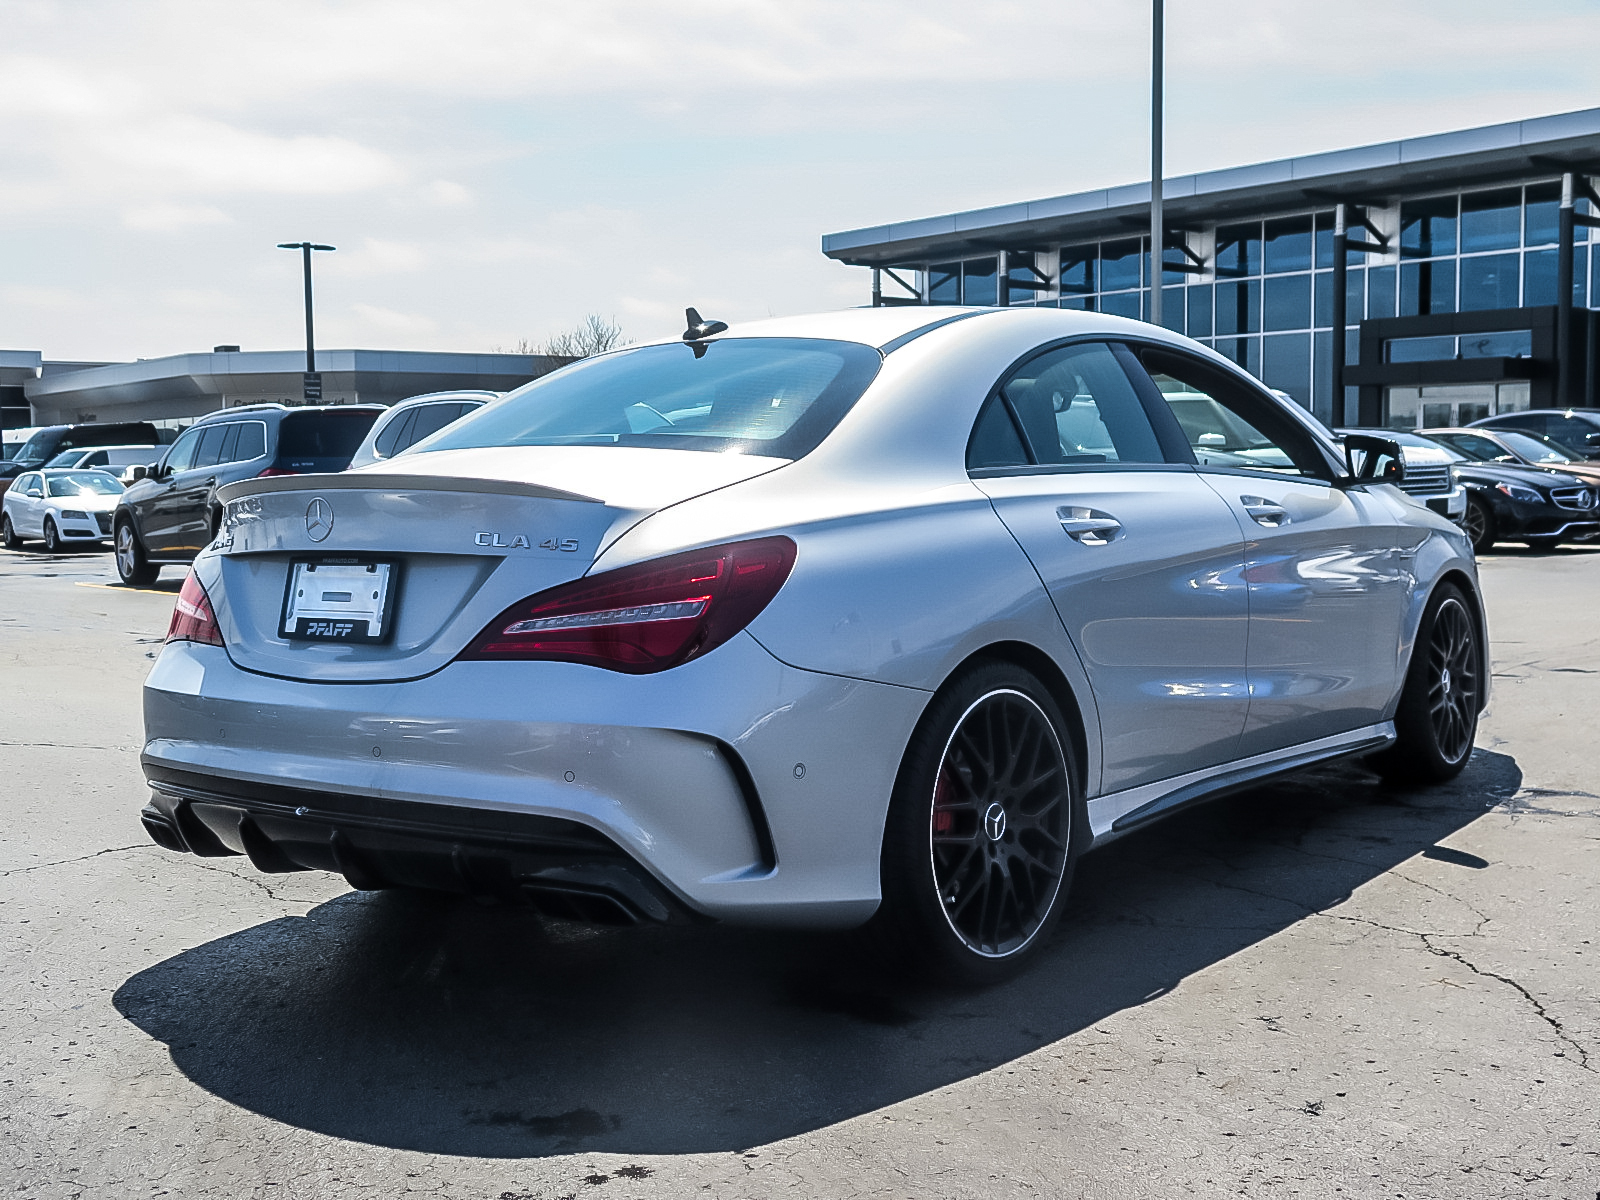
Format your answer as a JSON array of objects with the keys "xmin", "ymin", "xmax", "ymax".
[
  {"xmin": 1433, "ymin": 432, "xmax": 1511, "ymax": 462},
  {"xmin": 426, "ymin": 338, "xmax": 882, "ymax": 461},
  {"xmin": 163, "ymin": 428, "xmax": 202, "ymax": 474},
  {"xmin": 1137, "ymin": 348, "xmax": 1328, "ymax": 479},
  {"xmin": 967, "ymin": 342, "xmax": 1165, "ymax": 471}
]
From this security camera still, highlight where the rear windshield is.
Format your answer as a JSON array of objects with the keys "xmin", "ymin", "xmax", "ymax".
[
  {"xmin": 424, "ymin": 338, "xmax": 883, "ymax": 459},
  {"xmin": 276, "ymin": 411, "xmax": 380, "ymax": 467},
  {"xmin": 47, "ymin": 472, "xmax": 124, "ymax": 496}
]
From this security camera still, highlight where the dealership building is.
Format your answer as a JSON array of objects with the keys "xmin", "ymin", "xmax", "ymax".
[
  {"xmin": 823, "ymin": 107, "xmax": 1600, "ymax": 430},
  {"xmin": 0, "ymin": 347, "xmax": 565, "ymax": 434}
]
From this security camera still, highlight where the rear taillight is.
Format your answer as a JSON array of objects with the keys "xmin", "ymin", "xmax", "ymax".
[
  {"xmin": 256, "ymin": 466, "xmax": 295, "ymax": 478},
  {"xmin": 166, "ymin": 571, "xmax": 224, "ymax": 647},
  {"xmin": 459, "ymin": 536, "xmax": 796, "ymax": 673}
]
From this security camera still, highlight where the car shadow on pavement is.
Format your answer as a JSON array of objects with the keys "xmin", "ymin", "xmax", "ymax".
[{"xmin": 113, "ymin": 749, "xmax": 1519, "ymax": 1158}]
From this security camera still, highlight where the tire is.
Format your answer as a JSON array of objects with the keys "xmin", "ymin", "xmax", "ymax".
[
  {"xmin": 42, "ymin": 517, "xmax": 63, "ymax": 554},
  {"xmin": 1371, "ymin": 583, "xmax": 1482, "ymax": 785},
  {"xmin": 0, "ymin": 514, "xmax": 20, "ymax": 550},
  {"xmin": 866, "ymin": 661, "xmax": 1082, "ymax": 986},
  {"xmin": 1460, "ymin": 496, "xmax": 1496, "ymax": 553},
  {"xmin": 114, "ymin": 520, "xmax": 160, "ymax": 586}
]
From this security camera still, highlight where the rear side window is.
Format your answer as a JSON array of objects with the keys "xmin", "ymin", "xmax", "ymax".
[
  {"xmin": 276, "ymin": 411, "xmax": 380, "ymax": 466},
  {"xmin": 967, "ymin": 341, "xmax": 1165, "ymax": 471},
  {"xmin": 400, "ymin": 402, "xmax": 474, "ymax": 452},
  {"xmin": 233, "ymin": 422, "xmax": 266, "ymax": 461},
  {"xmin": 372, "ymin": 409, "xmax": 416, "ymax": 460}
]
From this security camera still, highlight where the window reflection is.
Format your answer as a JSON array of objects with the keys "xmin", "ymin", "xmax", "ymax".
[
  {"xmin": 1401, "ymin": 196, "xmax": 1457, "ymax": 258},
  {"xmin": 1215, "ymin": 223, "xmax": 1261, "ymax": 277},
  {"xmin": 1460, "ymin": 188, "xmax": 1521, "ymax": 253},
  {"xmin": 1264, "ymin": 216, "xmax": 1313, "ymax": 274},
  {"xmin": 1400, "ymin": 260, "xmax": 1455, "ymax": 315},
  {"xmin": 1100, "ymin": 239, "xmax": 1143, "ymax": 291}
]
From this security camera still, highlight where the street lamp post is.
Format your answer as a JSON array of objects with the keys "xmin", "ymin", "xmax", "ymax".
[{"xmin": 277, "ymin": 241, "xmax": 335, "ymax": 401}]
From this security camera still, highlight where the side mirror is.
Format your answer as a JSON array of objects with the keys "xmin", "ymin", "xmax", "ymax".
[
  {"xmin": 1343, "ymin": 433, "xmax": 1406, "ymax": 484},
  {"xmin": 129, "ymin": 464, "xmax": 149, "ymax": 481}
]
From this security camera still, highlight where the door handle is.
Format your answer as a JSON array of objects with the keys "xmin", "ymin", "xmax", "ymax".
[
  {"xmin": 1057, "ymin": 506, "xmax": 1123, "ymax": 545},
  {"xmin": 1240, "ymin": 495, "xmax": 1290, "ymax": 527}
]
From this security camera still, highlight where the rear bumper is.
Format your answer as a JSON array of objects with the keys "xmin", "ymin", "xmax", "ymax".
[
  {"xmin": 141, "ymin": 766, "xmax": 681, "ymax": 924},
  {"xmin": 141, "ymin": 634, "xmax": 929, "ymax": 928}
]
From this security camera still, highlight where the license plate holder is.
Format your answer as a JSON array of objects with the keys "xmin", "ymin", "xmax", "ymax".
[{"xmin": 280, "ymin": 558, "xmax": 399, "ymax": 643}]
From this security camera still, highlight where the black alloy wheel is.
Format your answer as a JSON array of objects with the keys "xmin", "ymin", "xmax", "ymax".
[
  {"xmin": 43, "ymin": 517, "xmax": 63, "ymax": 553},
  {"xmin": 1373, "ymin": 583, "xmax": 1481, "ymax": 784},
  {"xmin": 1, "ymin": 514, "xmax": 20, "ymax": 550},
  {"xmin": 115, "ymin": 520, "xmax": 159, "ymax": 586},
  {"xmin": 1460, "ymin": 496, "xmax": 1495, "ymax": 553},
  {"xmin": 870, "ymin": 662, "xmax": 1079, "ymax": 985}
]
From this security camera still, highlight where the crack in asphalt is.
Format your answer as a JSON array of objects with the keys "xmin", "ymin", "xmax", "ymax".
[
  {"xmin": 0, "ymin": 739, "xmax": 138, "ymax": 753},
  {"xmin": 1417, "ymin": 935, "xmax": 1593, "ymax": 1072},
  {"xmin": 176, "ymin": 857, "xmax": 327, "ymax": 906},
  {"xmin": 0, "ymin": 844, "xmax": 149, "ymax": 876}
]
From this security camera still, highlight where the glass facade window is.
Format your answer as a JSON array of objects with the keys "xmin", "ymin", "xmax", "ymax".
[
  {"xmin": 1263, "ymin": 333, "xmax": 1311, "ymax": 407},
  {"xmin": 1524, "ymin": 182, "xmax": 1562, "ymax": 246},
  {"xmin": 1401, "ymin": 196, "xmax": 1457, "ymax": 257},
  {"xmin": 962, "ymin": 258, "xmax": 997, "ymax": 307},
  {"xmin": 1264, "ymin": 216, "xmax": 1313, "ymax": 274},
  {"xmin": 929, "ymin": 263, "xmax": 959, "ymax": 305},
  {"xmin": 1461, "ymin": 330, "xmax": 1533, "ymax": 358},
  {"xmin": 1101, "ymin": 239, "xmax": 1142, "ymax": 292},
  {"xmin": 1160, "ymin": 246, "xmax": 1192, "ymax": 286},
  {"xmin": 1400, "ymin": 259, "xmax": 1456, "ymax": 315},
  {"xmin": 1368, "ymin": 265, "xmax": 1397, "ymax": 319},
  {"xmin": 1216, "ymin": 337, "xmax": 1261, "ymax": 377},
  {"xmin": 1460, "ymin": 188, "xmax": 1522, "ymax": 253},
  {"xmin": 1099, "ymin": 291, "xmax": 1141, "ymax": 319},
  {"xmin": 1264, "ymin": 273, "xmax": 1311, "ymax": 331},
  {"xmin": 1215, "ymin": 279, "xmax": 1260, "ymax": 334},
  {"xmin": 1459, "ymin": 252, "xmax": 1519, "ymax": 310},
  {"xmin": 1387, "ymin": 335, "xmax": 1456, "ymax": 363},
  {"xmin": 1522, "ymin": 247, "xmax": 1585, "ymax": 307},
  {"xmin": 1187, "ymin": 285, "xmax": 1213, "ymax": 339},
  {"xmin": 1215, "ymin": 223, "xmax": 1260, "ymax": 276},
  {"xmin": 1159, "ymin": 287, "xmax": 1184, "ymax": 333},
  {"xmin": 1060, "ymin": 245, "xmax": 1096, "ymax": 295},
  {"xmin": 1006, "ymin": 255, "xmax": 1033, "ymax": 305}
]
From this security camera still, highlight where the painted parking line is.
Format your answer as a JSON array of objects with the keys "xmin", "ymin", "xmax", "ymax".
[{"xmin": 74, "ymin": 581, "xmax": 176, "ymax": 595}]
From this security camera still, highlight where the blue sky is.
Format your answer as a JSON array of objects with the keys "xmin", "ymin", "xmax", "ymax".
[{"xmin": 3, "ymin": 0, "xmax": 1599, "ymax": 360}]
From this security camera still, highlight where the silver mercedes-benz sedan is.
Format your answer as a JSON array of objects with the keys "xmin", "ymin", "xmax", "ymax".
[{"xmin": 139, "ymin": 306, "xmax": 1486, "ymax": 983}]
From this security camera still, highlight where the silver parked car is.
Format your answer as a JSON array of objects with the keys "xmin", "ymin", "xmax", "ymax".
[
  {"xmin": 344, "ymin": 390, "xmax": 497, "ymax": 470},
  {"xmin": 138, "ymin": 307, "xmax": 1487, "ymax": 983}
]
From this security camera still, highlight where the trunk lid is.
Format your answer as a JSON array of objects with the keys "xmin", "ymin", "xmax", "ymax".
[{"xmin": 205, "ymin": 446, "xmax": 785, "ymax": 682}]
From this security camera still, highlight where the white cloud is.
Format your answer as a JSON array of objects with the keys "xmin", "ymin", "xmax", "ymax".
[
  {"xmin": 122, "ymin": 203, "xmax": 231, "ymax": 231},
  {"xmin": 350, "ymin": 303, "xmax": 439, "ymax": 336}
]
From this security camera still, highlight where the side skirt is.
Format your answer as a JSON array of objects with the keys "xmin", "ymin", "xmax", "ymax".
[{"xmin": 1086, "ymin": 722, "xmax": 1396, "ymax": 847}]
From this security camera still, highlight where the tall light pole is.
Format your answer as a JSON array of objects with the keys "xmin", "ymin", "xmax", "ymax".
[
  {"xmin": 277, "ymin": 241, "xmax": 335, "ymax": 401},
  {"xmin": 1149, "ymin": 0, "xmax": 1164, "ymax": 327}
]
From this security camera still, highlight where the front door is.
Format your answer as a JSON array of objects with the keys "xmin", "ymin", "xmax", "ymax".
[
  {"xmin": 1133, "ymin": 347, "xmax": 1416, "ymax": 755},
  {"xmin": 968, "ymin": 340, "xmax": 1250, "ymax": 794},
  {"xmin": 139, "ymin": 427, "xmax": 203, "ymax": 556}
]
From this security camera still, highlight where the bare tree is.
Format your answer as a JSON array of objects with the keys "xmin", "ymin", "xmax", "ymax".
[{"xmin": 541, "ymin": 314, "xmax": 629, "ymax": 359}]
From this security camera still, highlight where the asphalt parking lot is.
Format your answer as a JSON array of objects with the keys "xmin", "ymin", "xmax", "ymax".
[{"xmin": 2, "ymin": 541, "xmax": 1597, "ymax": 1200}]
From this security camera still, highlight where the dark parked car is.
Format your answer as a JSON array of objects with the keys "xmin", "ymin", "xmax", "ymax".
[
  {"xmin": 1, "ymin": 421, "xmax": 161, "ymax": 499},
  {"xmin": 1425, "ymin": 427, "xmax": 1600, "ymax": 489},
  {"xmin": 113, "ymin": 404, "xmax": 381, "ymax": 585},
  {"xmin": 1402, "ymin": 431, "xmax": 1600, "ymax": 551},
  {"xmin": 1469, "ymin": 408, "xmax": 1600, "ymax": 460}
]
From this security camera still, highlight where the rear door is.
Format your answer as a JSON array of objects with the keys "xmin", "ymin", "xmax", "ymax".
[
  {"xmin": 968, "ymin": 340, "xmax": 1251, "ymax": 794},
  {"xmin": 1129, "ymin": 346, "xmax": 1417, "ymax": 754}
]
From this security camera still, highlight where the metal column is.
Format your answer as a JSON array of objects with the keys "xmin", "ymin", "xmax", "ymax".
[
  {"xmin": 1557, "ymin": 173, "xmax": 1575, "ymax": 408},
  {"xmin": 1330, "ymin": 205, "xmax": 1347, "ymax": 425},
  {"xmin": 1148, "ymin": 0, "xmax": 1163, "ymax": 327}
]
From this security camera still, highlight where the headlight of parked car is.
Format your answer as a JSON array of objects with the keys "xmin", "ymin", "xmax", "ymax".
[
  {"xmin": 61, "ymin": 509, "xmax": 88, "ymax": 519},
  {"xmin": 1494, "ymin": 482, "xmax": 1544, "ymax": 504}
]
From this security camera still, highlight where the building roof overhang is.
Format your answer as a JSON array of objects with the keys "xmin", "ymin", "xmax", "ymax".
[{"xmin": 822, "ymin": 107, "xmax": 1600, "ymax": 267}]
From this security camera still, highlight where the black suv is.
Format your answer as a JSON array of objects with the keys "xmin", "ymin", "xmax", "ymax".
[{"xmin": 113, "ymin": 404, "xmax": 381, "ymax": 585}]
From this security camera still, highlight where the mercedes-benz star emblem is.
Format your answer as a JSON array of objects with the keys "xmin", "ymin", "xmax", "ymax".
[
  {"xmin": 983, "ymin": 802, "xmax": 1007, "ymax": 842},
  {"xmin": 305, "ymin": 498, "xmax": 333, "ymax": 542}
]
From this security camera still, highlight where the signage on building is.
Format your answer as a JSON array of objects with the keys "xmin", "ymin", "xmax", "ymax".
[{"xmin": 303, "ymin": 372, "xmax": 322, "ymax": 403}]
